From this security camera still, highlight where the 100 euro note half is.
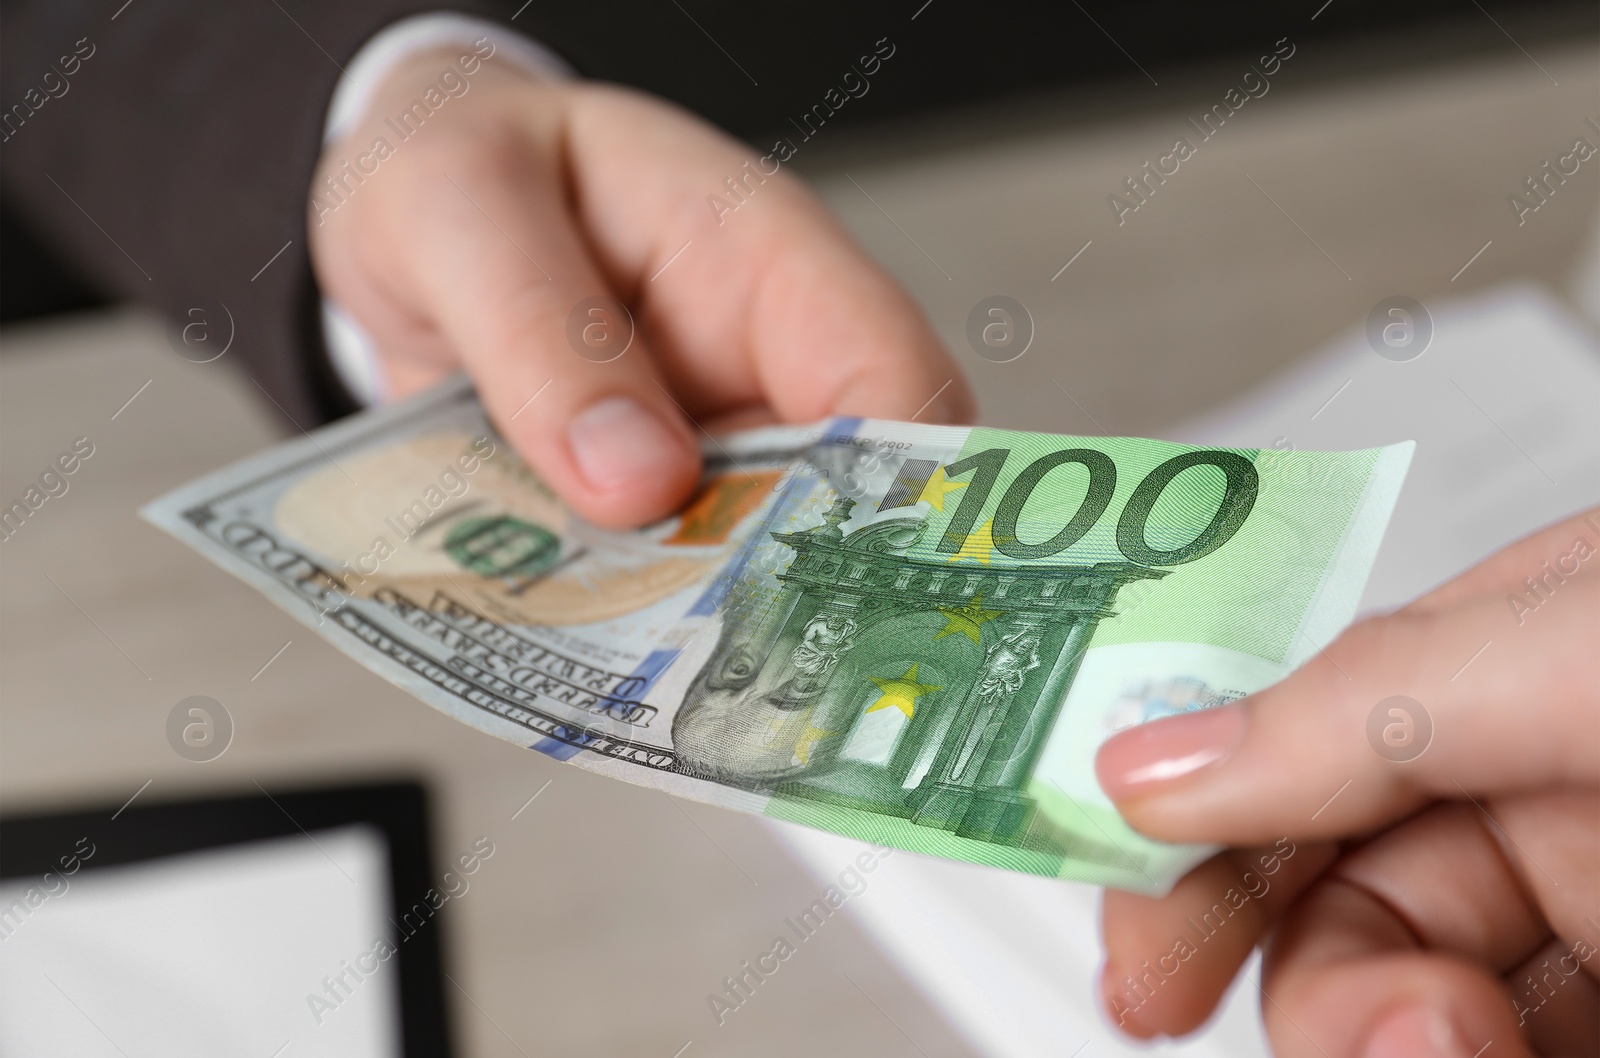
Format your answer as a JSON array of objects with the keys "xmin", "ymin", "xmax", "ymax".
[{"xmin": 143, "ymin": 377, "xmax": 1412, "ymax": 895}]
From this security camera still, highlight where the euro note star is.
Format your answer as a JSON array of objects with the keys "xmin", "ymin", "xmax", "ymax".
[
  {"xmin": 792, "ymin": 722, "xmax": 836, "ymax": 766},
  {"xmin": 866, "ymin": 664, "xmax": 943, "ymax": 720},
  {"xmin": 917, "ymin": 464, "xmax": 968, "ymax": 511},
  {"xmin": 934, "ymin": 592, "xmax": 1005, "ymax": 645},
  {"xmin": 944, "ymin": 519, "xmax": 996, "ymax": 565}
]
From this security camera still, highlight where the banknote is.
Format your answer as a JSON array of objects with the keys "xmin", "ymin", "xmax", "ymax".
[{"xmin": 144, "ymin": 377, "xmax": 1412, "ymax": 894}]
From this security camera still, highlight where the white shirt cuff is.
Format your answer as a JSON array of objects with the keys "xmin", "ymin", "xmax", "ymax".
[{"xmin": 319, "ymin": 13, "xmax": 575, "ymax": 406}]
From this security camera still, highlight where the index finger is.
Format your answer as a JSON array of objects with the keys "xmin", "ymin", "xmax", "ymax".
[{"xmin": 1094, "ymin": 509, "xmax": 1600, "ymax": 846}]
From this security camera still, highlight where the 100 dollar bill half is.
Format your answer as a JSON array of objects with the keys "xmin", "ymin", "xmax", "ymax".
[{"xmin": 144, "ymin": 377, "xmax": 1411, "ymax": 895}]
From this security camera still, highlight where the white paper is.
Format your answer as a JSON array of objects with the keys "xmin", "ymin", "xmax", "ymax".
[{"xmin": 0, "ymin": 826, "xmax": 401, "ymax": 1058}]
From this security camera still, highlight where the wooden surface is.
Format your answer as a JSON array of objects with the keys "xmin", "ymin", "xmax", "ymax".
[{"xmin": 2, "ymin": 33, "xmax": 1595, "ymax": 1058}]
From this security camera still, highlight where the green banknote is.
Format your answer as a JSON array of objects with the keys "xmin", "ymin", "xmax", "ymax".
[{"xmin": 144, "ymin": 377, "xmax": 1411, "ymax": 894}]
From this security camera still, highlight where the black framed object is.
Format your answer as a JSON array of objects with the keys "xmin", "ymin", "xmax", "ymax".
[{"xmin": 0, "ymin": 779, "xmax": 452, "ymax": 1058}]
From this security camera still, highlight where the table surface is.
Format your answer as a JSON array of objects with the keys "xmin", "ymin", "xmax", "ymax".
[{"xmin": 2, "ymin": 32, "xmax": 1595, "ymax": 1058}]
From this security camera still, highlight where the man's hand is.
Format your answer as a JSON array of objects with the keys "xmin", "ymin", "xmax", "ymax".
[
  {"xmin": 308, "ymin": 48, "xmax": 972, "ymax": 528},
  {"xmin": 1094, "ymin": 510, "xmax": 1599, "ymax": 1057}
]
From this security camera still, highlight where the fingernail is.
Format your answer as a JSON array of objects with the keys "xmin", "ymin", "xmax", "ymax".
[
  {"xmin": 1096, "ymin": 704, "xmax": 1246, "ymax": 801},
  {"xmin": 567, "ymin": 395, "xmax": 689, "ymax": 493},
  {"xmin": 1362, "ymin": 1004, "xmax": 1467, "ymax": 1058}
]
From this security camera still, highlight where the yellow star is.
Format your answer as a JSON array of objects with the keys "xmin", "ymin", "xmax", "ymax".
[
  {"xmin": 917, "ymin": 465, "xmax": 968, "ymax": 512},
  {"xmin": 865, "ymin": 663, "xmax": 943, "ymax": 720},
  {"xmin": 934, "ymin": 592, "xmax": 1005, "ymax": 645},
  {"xmin": 756, "ymin": 713, "xmax": 792, "ymax": 750},
  {"xmin": 945, "ymin": 519, "xmax": 995, "ymax": 565},
  {"xmin": 792, "ymin": 722, "xmax": 836, "ymax": 766}
]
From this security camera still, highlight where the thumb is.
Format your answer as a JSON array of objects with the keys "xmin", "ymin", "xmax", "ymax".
[
  {"xmin": 397, "ymin": 155, "xmax": 702, "ymax": 528},
  {"xmin": 1095, "ymin": 514, "xmax": 1599, "ymax": 846}
]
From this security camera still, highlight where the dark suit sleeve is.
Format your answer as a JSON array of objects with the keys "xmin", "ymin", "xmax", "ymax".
[
  {"xmin": 0, "ymin": 1, "xmax": 955, "ymax": 430},
  {"xmin": 0, "ymin": 2, "xmax": 535, "ymax": 426},
  {"xmin": 7, "ymin": 1, "xmax": 1310, "ymax": 427}
]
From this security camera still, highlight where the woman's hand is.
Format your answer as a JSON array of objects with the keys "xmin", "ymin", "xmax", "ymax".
[
  {"xmin": 308, "ymin": 48, "xmax": 972, "ymax": 528},
  {"xmin": 1096, "ymin": 509, "xmax": 1599, "ymax": 1057}
]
